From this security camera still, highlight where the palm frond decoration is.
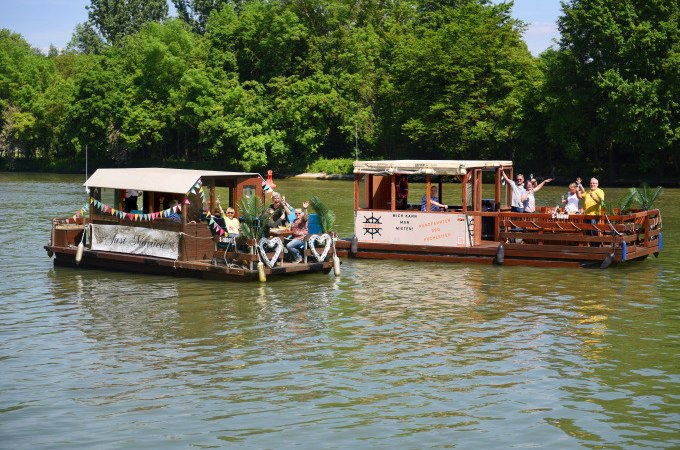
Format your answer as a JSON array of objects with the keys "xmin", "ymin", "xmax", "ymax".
[
  {"xmin": 310, "ymin": 196, "xmax": 336, "ymax": 233},
  {"xmin": 635, "ymin": 183, "xmax": 663, "ymax": 211},
  {"xmin": 237, "ymin": 194, "xmax": 269, "ymax": 240},
  {"xmin": 599, "ymin": 197, "xmax": 615, "ymax": 215},
  {"xmin": 617, "ymin": 187, "xmax": 639, "ymax": 214}
]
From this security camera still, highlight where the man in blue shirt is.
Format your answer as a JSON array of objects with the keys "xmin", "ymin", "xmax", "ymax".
[{"xmin": 421, "ymin": 186, "xmax": 448, "ymax": 211}]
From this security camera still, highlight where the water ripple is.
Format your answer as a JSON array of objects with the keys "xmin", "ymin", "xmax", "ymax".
[{"xmin": 1, "ymin": 176, "xmax": 678, "ymax": 449}]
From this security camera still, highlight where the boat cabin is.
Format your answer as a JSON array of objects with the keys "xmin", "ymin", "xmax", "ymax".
[
  {"xmin": 352, "ymin": 159, "xmax": 512, "ymax": 247},
  {"xmin": 338, "ymin": 160, "xmax": 663, "ymax": 268}
]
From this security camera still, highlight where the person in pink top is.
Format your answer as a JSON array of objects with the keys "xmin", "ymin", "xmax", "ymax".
[{"xmin": 286, "ymin": 201, "xmax": 310, "ymax": 263}]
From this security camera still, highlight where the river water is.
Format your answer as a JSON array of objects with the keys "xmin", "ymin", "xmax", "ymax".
[{"xmin": 1, "ymin": 173, "xmax": 678, "ymax": 449}]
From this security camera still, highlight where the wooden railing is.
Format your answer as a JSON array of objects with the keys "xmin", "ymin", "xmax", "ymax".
[{"xmin": 478, "ymin": 209, "xmax": 662, "ymax": 262}]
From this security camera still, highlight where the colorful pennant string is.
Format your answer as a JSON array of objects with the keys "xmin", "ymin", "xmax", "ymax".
[{"xmin": 60, "ymin": 178, "xmax": 234, "ymax": 235}]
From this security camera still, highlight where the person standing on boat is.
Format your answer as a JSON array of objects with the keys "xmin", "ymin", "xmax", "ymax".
[
  {"xmin": 500, "ymin": 166, "xmax": 527, "ymax": 213},
  {"xmin": 267, "ymin": 192, "xmax": 291, "ymax": 228},
  {"xmin": 580, "ymin": 178, "xmax": 604, "ymax": 216},
  {"xmin": 562, "ymin": 181, "xmax": 583, "ymax": 213},
  {"xmin": 580, "ymin": 178, "xmax": 605, "ymax": 243},
  {"xmin": 286, "ymin": 202, "xmax": 309, "ymax": 263},
  {"xmin": 124, "ymin": 189, "xmax": 139, "ymax": 213},
  {"xmin": 524, "ymin": 178, "xmax": 553, "ymax": 213},
  {"xmin": 421, "ymin": 186, "xmax": 448, "ymax": 211}
]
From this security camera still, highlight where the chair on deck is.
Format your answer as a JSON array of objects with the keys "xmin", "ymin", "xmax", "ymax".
[{"xmin": 209, "ymin": 216, "xmax": 238, "ymax": 266}]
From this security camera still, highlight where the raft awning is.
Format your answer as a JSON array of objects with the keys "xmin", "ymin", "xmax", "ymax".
[
  {"xmin": 353, "ymin": 160, "xmax": 513, "ymax": 176},
  {"xmin": 84, "ymin": 168, "xmax": 260, "ymax": 194}
]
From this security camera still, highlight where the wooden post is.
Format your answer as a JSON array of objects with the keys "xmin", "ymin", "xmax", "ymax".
[
  {"xmin": 644, "ymin": 214, "xmax": 650, "ymax": 247},
  {"xmin": 474, "ymin": 169, "xmax": 482, "ymax": 245},
  {"xmin": 354, "ymin": 174, "xmax": 360, "ymax": 210},
  {"xmin": 506, "ymin": 167, "xmax": 514, "ymax": 207},
  {"xmin": 438, "ymin": 177, "xmax": 443, "ymax": 207},
  {"xmin": 461, "ymin": 172, "xmax": 471, "ymax": 212},
  {"xmin": 118, "ymin": 189, "xmax": 124, "ymax": 224},
  {"xmin": 391, "ymin": 174, "xmax": 396, "ymax": 211},
  {"xmin": 495, "ymin": 167, "xmax": 502, "ymax": 241},
  {"xmin": 88, "ymin": 189, "xmax": 93, "ymax": 225},
  {"xmin": 426, "ymin": 176, "xmax": 431, "ymax": 211},
  {"xmin": 495, "ymin": 168, "xmax": 501, "ymax": 208}
]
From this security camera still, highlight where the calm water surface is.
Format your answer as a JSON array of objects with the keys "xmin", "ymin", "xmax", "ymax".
[{"xmin": 1, "ymin": 173, "xmax": 679, "ymax": 449}]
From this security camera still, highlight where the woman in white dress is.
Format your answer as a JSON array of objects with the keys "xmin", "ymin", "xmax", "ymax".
[{"xmin": 562, "ymin": 181, "xmax": 583, "ymax": 213}]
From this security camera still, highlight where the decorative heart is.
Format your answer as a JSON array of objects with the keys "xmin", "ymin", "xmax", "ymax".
[
  {"xmin": 258, "ymin": 237, "xmax": 283, "ymax": 268},
  {"xmin": 308, "ymin": 233, "xmax": 332, "ymax": 262}
]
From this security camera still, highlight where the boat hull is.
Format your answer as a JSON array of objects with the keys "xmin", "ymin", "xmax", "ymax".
[
  {"xmin": 335, "ymin": 238, "xmax": 658, "ymax": 269},
  {"xmin": 46, "ymin": 245, "xmax": 334, "ymax": 281}
]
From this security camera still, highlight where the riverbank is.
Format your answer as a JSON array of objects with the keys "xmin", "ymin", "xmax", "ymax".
[
  {"xmin": 2, "ymin": 167, "xmax": 678, "ymax": 187},
  {"xmin": 286, "ymin": 172, "xmax": 679, "ymax": 187},
  {"xmin": 291, "ymin": 172, "xmax": 354, "ymax": 180}
]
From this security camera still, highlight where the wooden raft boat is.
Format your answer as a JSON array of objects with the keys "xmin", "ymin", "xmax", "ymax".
[
  {"xmin": 45, "ymin": 168, "xmax": 338, "ymax": 281},
  {"xmin": 335, "ymin": 160, "xmax": 662, "ymax": 268}
]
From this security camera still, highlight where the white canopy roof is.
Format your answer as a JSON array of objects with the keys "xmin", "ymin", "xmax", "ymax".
[
  {"xmin": 353, "ymin": 160, "xmax": 513, "ymax": 176},
  {"xmin": 84, "ymin": 168, "xmax": 260, "ymax": 194}
]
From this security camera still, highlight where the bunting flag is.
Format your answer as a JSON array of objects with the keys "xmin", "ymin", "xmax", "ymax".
[
  {"xmin": 262, "ymin": 180, "xmax": 274, "ymax": 194},
  {"xmin": 86, "ymin": 197, "xmax": 193, "ymax": 223},
  {"xmin": 61, "ymin": 203, "xmax": 90, "ymax": 224},
  {"xmin": 69, "ymin": 177, "xmax": 232, "ymax": 234}
]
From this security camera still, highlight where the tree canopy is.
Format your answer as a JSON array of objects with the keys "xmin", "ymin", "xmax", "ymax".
[{"xmin": 0, "ymin": 0, "xmax": 677, "ymax": 180}]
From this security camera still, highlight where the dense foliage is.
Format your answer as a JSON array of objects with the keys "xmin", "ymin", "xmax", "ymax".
[{"xmin": 0, "ymin": 0, "xmax": 677, "ymax": 179}]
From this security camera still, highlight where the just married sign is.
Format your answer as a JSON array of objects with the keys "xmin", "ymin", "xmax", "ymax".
[{"xmin": 91, "ymin": 224, "xmax": 180, "ymax": 259}]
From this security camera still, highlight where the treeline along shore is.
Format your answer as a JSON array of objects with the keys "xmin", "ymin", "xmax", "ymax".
[{"xmin": 1, "ymin": 0, "xmax": 678, "ymax": 181}]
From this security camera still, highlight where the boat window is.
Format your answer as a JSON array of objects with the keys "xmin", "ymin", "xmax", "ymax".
[
  {"xmin": 243, "ymin": 185, "xmax": 256, "ymax": 198},
  {"xmin": 100, "ymin": 188, "xmax": 116, "ymax": 208}
]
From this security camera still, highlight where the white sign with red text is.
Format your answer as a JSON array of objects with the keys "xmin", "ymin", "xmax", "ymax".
[{"xmin": 354, "ymin": 211, "xmax": 470, "ymax": 247}]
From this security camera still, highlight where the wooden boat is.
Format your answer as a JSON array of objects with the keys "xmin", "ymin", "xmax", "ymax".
[
  {"xmin": 335, "ymin": 160, "xmax": 663, "ymax": 268},
  {"xmin": 45, "ymin": 168, "xmax": 339, "ymax": 281}
]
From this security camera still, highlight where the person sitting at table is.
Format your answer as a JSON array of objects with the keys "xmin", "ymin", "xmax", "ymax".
[
  {"xmin": 286, "ymin": 201, "xmax": 309, "ymax": 263},
  {"xmin": 267, "ymin": 191, "xmax": 291, "ymax": 228},
  {"xmin": 421, "ymin": 186, "xmax": 448, "ymax": 211},
  {"xmin": 216, "ymin": 198, "xmax": 240, "ymax": 237}
]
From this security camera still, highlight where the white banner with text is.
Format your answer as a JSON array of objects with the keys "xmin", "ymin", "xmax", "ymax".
[
  {"xmin": 354, "ymin": 211, "xmax": 471, "ymax": 247},
  {"xmin": 91, "ymin": 224, "xmax": 180, "ymax": 259}
]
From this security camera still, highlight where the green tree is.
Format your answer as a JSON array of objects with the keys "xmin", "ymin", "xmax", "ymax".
[
  {"xmin": 67, "ymin": 22, "xmax": 106, "ymax": 54},
  {"xmin": 172, "ymin": 0, "xmax": 244, "ymax": 34},
  {"xmin": 0, "ymin": 30, "xmax": 62, "ymax": 162},
  {"xmin": 384, "ymin": 1, "xmax": 537, "ymax": 159},
  {"xmin": 86, "ymin": 0, "xmax": 169, "ymax": 45},
  {"xmin": 542, "ymin": 0, "xmax": 680, "ymax": 177}
]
